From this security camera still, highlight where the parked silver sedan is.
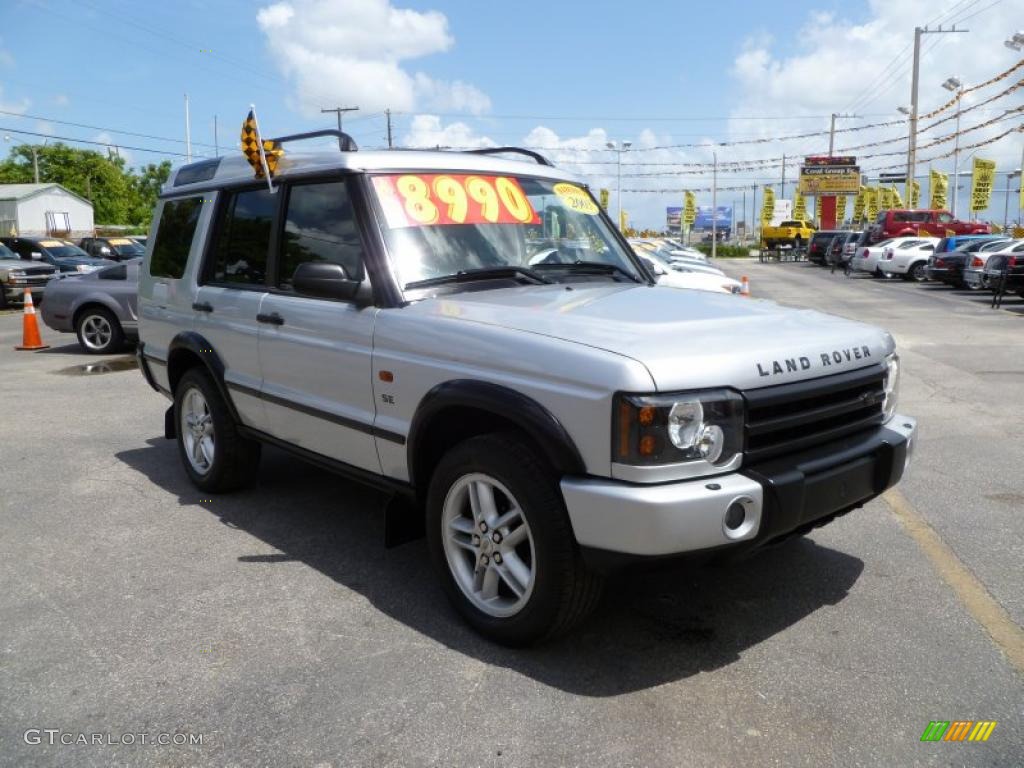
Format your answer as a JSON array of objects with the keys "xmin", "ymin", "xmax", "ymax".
[{"xmin": 40, "ymin": 260, "xmax": 139, "ymax": 353}]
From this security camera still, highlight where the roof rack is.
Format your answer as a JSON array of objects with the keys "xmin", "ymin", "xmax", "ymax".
[
  {"xmin": 466, "ymin": 147, "xmax": 553, "ymax": 167},
  {"xmin": 269, "ymin": 129, "xmax": 358, "ymax": 152}
]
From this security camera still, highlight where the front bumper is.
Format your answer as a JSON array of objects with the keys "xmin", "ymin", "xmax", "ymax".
[
  {"xmin": 3, "ymin": 282, "xmax": 47, "ymax": 302},
  {"xmin": 563, "ymin": 416, "xmax": 916, "ymax": 561}
]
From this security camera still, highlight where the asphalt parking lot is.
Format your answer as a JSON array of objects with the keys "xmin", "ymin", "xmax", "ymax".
[{"xmin": 0, "ymin": 265, "xmax": 1021, "ymax": 766}]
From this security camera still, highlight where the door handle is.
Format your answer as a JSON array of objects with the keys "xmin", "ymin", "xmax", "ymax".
[
  {"xmin": 192, "ymin": 301, "xmax": 214, "ymax": 313},
  {"xmin": 256, "ymin": 312, "xmax": 284, "ymax": 326}
]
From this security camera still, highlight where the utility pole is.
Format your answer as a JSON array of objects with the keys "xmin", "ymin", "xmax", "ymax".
[
  {"xmin": 780, "ymin": 153, "xmax": 786, "ymax": 200},
  {"xmin": 711, "ymin": 151, "xmax": 718, "ymax": 260},
  {"xmin": 321, "ymin": 106, "xmax": 359, "ymax": 150},
  {"xmin": 828, "ymin": 112, "xmax": 860, "ymax": 156},
  {"xmin": 385, "ymin": 109, "xmax": 394, "ymax": 149},
  {"xmin": 184, "ymin": 94, "xmax": 192, "ymax": 163},
  {"xmin": 906, "ymin": 25, "xmax": 968, "ymax": 209}
]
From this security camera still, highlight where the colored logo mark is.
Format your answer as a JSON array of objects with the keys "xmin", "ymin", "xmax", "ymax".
[{"xmin": 920, "ymin": 721, "xmax": 997, "ymax": 742}]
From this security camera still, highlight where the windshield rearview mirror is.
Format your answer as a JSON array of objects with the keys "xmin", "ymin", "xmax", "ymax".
[
  {"xmin": 99, "ymin": 246, "xmax": 111, "ymax": 255},
  {"xmin": 292, "ymin": 261, "xmax": 359, "ymax": 301}
]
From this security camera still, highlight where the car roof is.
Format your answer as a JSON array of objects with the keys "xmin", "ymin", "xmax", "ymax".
[{"xmin": 163, "ymin": 149, "xmax": 585, "ymax": 197}]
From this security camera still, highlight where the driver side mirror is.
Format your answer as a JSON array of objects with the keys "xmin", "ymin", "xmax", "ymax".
[
  {"xmin": 291, "ymin": 261, "xmax": 360, "ymax": 301},
  {"xmin": 30, "ymin": 251, "xmax": 43, "ymax": 261}
]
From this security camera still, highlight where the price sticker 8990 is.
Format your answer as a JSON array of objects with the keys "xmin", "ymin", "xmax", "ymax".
[{"xmin": 372, "ymin": 174, "xmax": 540, "ymax": 228}]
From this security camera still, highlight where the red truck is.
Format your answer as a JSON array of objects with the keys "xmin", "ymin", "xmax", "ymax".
[{"xmin": 868, "ymin": 209, "xmax": 990, "ymax": 243}]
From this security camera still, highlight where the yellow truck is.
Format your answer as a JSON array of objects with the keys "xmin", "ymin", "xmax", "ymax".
[{"xmin": 762, "ymin": 219, "xmax": 816, "ymax": 249}]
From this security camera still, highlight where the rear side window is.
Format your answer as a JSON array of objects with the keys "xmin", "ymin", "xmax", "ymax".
[
  {"xmin": 150, "ymin": 197, "xmax": 202, "ymax": 279},
  {"xmin": 207, "ymin": 188, "xmax": 275, "ymax": 286},
  {"xmin": 278, "ymin": 180, "xmax": 365, "ymax": 291}
]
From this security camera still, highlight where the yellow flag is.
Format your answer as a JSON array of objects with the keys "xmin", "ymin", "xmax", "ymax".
[
  {"xmin": 619, "ymin": 209, "xmax": 628, "ymax": 231},
  {"xmin": 793, "ymin": 195, "xmax": 807, "ymax": 221},
  {"xmin": 865, "ymin": 187, "xmax": 879, "ymax": 221},
  {"xmin": 930, "ymin": 170, "xmax": 948, "ymax": 209},
  {"xmin": 853, "ymin": 187, "xmax": 866, "ymax": 222},
  {"xmin": 836, "ymin": 195, "xmax": 847, "ymax": 224},
  {"xmin": 910, "ymin": 180, "xmax": 920, "ymax": 208},
  {"xmin": 890, "ymin": 185, "xmax": 903, "ymax": 209},
  {"xmin": 970, "ymin": 157, "xmax": 996, "ymax": 213},
  {"xmin": 683, "ymin": 191, "xmax": 697, "ymax": 225},
  {"xmin": 761, "ymin": 186, "xmax": 775, "ymax": 223},
  {"xmin": 599, "ymin": 188, "xmax": 609, "ymax": 210}
]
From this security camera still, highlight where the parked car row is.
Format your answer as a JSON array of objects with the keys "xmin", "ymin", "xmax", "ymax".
[
  {"xmin": 813, "ymin": 228, "xmax": 1024, "ymax": 302},
  {"xmin": 629, "ymin": 238, "xmax": 743, "ymax": 294}
]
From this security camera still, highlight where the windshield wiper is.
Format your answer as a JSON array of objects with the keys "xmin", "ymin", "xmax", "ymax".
[
  {"xmin": 404, "ymin": 266, "xmax": 552, "ymax": 290},
  {"xmin": 533, "ymin": 260, "xmax": 642, "ymax": 283}
]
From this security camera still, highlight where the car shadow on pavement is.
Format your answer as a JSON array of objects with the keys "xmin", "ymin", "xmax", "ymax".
[{"xmin": 116, "ymin": 437, "xmax": 865, "ymax": 697}]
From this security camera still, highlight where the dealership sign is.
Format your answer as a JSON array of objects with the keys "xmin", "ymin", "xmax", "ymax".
[{"xmin": 798, "ymin": 155, "xmax": 861, "ymax": 196}]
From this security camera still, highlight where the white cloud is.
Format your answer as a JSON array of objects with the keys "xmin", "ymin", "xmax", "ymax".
[
  {"xmin": 256, "ymin": 0, "xmax": 489, "ymax": 116},
  {"xmin": 54, "ymin": 94, "xmax": 69, "ymax": 107},
  {"xmin": 402, "ymin": 114, "xmax": 495, "ymax": 149}
]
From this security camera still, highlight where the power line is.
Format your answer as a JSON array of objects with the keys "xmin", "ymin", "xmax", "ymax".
[
  {"xmin": 0, "ymin": 126, "xmax": 200, "ymax": 158},
  {"xmin": 0, "ymin": 108, "xmax": 219, "ymax": 149}
]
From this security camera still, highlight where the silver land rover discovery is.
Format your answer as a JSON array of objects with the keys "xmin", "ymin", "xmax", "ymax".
[{"xmin": 137, "ymin": 128, "xmax": 916, "ymax": 645}]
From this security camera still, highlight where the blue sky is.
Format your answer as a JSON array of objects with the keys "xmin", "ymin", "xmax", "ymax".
[{"xmin": 1, "ymin": 0, "xmax": 1020, "ymax": 228}]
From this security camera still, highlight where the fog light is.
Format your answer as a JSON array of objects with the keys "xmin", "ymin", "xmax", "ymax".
[{"xmin": 724, "ymin": 502, "xmax": 746, "ymax": 530}]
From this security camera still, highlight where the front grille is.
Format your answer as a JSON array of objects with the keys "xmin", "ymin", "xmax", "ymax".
[{"xmin": 743, "ymin": 365, "xmax": 885, "ymax": 464}]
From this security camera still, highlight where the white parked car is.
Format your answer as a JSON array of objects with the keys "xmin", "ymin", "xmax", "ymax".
[
  {"xmin": 852, "ymin": 237, "xmax": 916, "ymax": 277},
  {"xmin": 963, "ymin": 239, "xmax": 1019, "ymax": 290},
  {"xmin": 638, "ymin": 252, "xmax": 741, "ymax": 294},
  {"xmin": 878, "ymin": 238, "xmax": 940, "ymax": 281}
]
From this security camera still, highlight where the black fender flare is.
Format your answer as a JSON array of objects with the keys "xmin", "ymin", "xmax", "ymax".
[
  {"xmin": 406, "ymin": 380, "xmax": 586, "ymax": 488},
  {"xmin": 167, "ymin": 331, "xmax": 241, "ymax": 423}
]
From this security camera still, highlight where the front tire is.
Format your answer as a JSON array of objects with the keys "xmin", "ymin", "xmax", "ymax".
[
  {"xmin": 76, "ymin": 307, "xmax": 123, "ymax": 354},
  {"xmin": 174, "ymin": 367, "xmax": 260, "ymax": 493},
  {"xmin": 426, "ymin": 433, "xmax": 603, "ymax": 646}
]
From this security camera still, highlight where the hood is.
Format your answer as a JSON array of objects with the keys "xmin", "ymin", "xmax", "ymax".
[{"xmin": 405, "ymin": 284, "xmax": 893, "ymax": 391}]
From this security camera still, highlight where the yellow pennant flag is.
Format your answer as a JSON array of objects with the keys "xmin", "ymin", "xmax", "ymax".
[
  {"xmin": 853, "ymin": 186, "xmax": 866, "ymax": 222},
  {"xmin": 930, "ymin": 170, "xmax": 948, "ymax": 210},
  {"xmin": 836, "ymin": 195, "xmax": 847, "ymax": 224},
  {"xmin": 761, "ymin": 186, "xmax": 775, "ymax": 223},
  {"xmin": 793, "ymin": 195, "xmax": 807, "ymax": 221},
  {"xmin": 865, "ymin": 187, "xmax": 879, "ymax": 221},
  {"xmin": 910, "ymin": 180, "xmax": 920, "ymax": 208},
  {"xmin": 619, "ymin": 209, "xmax": 628, "ymax": 231},
  {"xmin": 599, "ymin": 188, "xmax": 609, "ymax": 211},
  {"xmin": 890, "ymin": 185, "xmax": 903, "ymax": 208},
  {"xmin": 971, "ymin": 157, "xmax": 996, "ymax": 213},
  {"xmin": 683, "ymin": 190, "xmax": 697, "ymax": 225}
]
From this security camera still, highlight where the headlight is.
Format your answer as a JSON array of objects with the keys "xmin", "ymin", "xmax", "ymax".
[
  {"xmin": 613, "ymin": 389, "xmax": 744, "ymax": 473},
  {"xmin": 882, "ymin": 353, "xmax": 900, "ymax": 422},
  {"xmin": 76, "ymin": 264, "xmax": 91, "ymax": 272}
]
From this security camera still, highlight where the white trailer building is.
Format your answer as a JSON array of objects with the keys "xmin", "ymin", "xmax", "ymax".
[{"xmin": 0, "ymin": 183, "xmax": 94, "ymax": 239}]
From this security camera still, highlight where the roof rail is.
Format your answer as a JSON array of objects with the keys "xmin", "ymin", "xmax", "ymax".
[
  {"xmin": 269, "ymin": 129, "xmax": 358, "ymax": 152},
  {"xmin": 465, "ymin": 147, "xmax": 553, "ymax": 167}
]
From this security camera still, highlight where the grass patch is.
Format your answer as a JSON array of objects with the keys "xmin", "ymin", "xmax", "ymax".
[{"xmin": 693, "ymin": 244, "xmax": 756, "ymax": 259}]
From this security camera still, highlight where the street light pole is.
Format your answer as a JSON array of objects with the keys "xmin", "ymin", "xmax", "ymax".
[{"xmin": 606, "ymin": 140, "xmax": 631, "ymax": 230}]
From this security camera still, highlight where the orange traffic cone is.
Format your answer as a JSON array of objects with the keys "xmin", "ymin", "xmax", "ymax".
[
  {"xmin": 740, "ymin": 276, "xmax": 751, "ymax": 297},
  {"xmin": 15, "ymin": 289, "xmax": 49, "ymax": 351}
]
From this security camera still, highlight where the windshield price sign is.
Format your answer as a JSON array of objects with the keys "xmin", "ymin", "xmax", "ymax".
[{"xmin": 373, "ymin": 174, "xmax": 540, "ymax": 228}]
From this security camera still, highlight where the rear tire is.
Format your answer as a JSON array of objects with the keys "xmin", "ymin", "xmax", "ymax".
[
  {"xmin": 908, "ymin": 262, "xmax": 926, "ymax": 282},
  {"xmin": 426, "ymin": 433, "xmax": 603, "ymax": 646},
  {"xmin": 75, "ymin": 307, "xmax": 123, "ymax": 354},
  {"xmin": 174, "ymin": 367, "xmax": 260, "ymax": 493}
]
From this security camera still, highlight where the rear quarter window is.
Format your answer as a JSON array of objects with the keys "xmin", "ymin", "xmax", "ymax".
[{"xmin": 149, "ymin": 197, "xmax": 203, "ymax": 279}]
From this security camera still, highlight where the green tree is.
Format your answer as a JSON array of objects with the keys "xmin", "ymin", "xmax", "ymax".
[{"xmin": 0, "ymin": 143, "xmax": 171, "ymax": 227}]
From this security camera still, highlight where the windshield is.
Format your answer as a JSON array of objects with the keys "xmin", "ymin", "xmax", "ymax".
[
  {"xmin": 0, "ymin": 243, "xmax": 16, "ymax": 260},
  {"xmin": 371, "ymin": 173, "xmax": 642, "ymax": 290},
  {"xmin": 46, "ymin": 244, "xmax": 92, "ymax": 259},
  {"xmin": 107, "ymin": 239, "xmax": 145, "ymax": 257}
]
